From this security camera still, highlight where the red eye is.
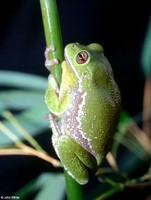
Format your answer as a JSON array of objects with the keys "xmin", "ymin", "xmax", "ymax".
[{"xmin": 76, "ymin": 51, "xmax": 88, "ymax": 64}]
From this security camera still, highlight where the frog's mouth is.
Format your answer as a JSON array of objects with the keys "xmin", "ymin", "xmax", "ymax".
[
  {"xmin": 64, "ymin": 56, "xmax": 73, "ymax": 71},
  {"xmin": 64, "ymin": 56, "xmax": 80, "ymax": 80}
]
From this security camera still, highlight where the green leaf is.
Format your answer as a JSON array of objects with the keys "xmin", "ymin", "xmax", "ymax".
[
  {"xmin": 0, "ymin": 90, "xmax": 45, "ymax": 111},
  {"xmin": 0, "ymin": 105, "xmax": 49, "ymax": 146},
  {"xmin": 0, "ymin": 71, "xmax": 50, "ymax": 146},
  {"xmin": 0, "ymin": 70, "xmax": 47, "ymax": 90},
  {"xmin": 141, "ymin": 14, "xmax": 151, "ymax": 77},
  {"xmin": 15, "ymin": 173, "xmax": 65, "ymax": 200},
  {"xmin": 34, "ymin": 173, "xmax": 65, "ymax": 200}
]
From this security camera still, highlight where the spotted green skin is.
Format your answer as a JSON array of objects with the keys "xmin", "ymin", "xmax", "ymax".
[{"xmin": 45, "ymin": 43, "xmax": 121, "ymax": 184}]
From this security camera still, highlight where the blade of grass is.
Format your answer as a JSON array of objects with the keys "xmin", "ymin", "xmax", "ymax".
[
  {"xmin": 2, "ymin": 111, "xmax": 43, "ymax": 151},
  {"xmin": 141, "ymin": 14, "xmax": 151, "ymax": 137},
  {"xmin": 0, "ymin": 122, "xmax": 60, "ymax": 167},
  {"xmin": 15, "ymin": 173, "xmax": 65, "ymax": 200},
  {"xmin": 0, "ymin": 121, "xmax": 24, "ymax": 147},
  {"xmin": 0, "ymin": 106, "xmax": 48, "ymax": 145},
  {"xmin": 0, "ymin": 89, "xmax": 45, "ymax": 110},
  {"xmin": 0, "ymin": 70, "xmax": 47, "ymax": 90}
]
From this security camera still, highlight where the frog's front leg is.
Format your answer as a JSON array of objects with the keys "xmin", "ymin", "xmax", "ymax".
[
  {"xmin": 45, "ymin": 44, "xmax": 59, "ymax": 70},
  {"xmin": 45, "ymin": 44, "xmax": 69, "ymax": 115}
]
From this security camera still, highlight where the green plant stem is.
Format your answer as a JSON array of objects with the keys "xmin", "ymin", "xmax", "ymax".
[
  {"xmin": 96, "ymin": 173, "xmax": 151, "ymax": 200},
  {"xmin": 40, "ymin": 0, "xmax": 63, "ymax": 84},
  {"xmin": 64, "ymin": 169, "xmax": 83, "ymax": 200},
  {"xmin": 39, "ymin": 1, "xmax": 83, "ymax": 199},
  {"xmin": 96, "ymin": 185, "xmax": 123, "ymax": 200}
]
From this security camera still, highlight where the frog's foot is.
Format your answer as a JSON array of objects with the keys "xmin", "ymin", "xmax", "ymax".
[
  {"xmin": 48, "ymin": 112, "xmax": 62, "ymax": 137},
  {"xmin": 45, "ymin": 44, "xmax": 59, "ymax": 70},
  {"xmin": 44, "ymin": 113, "xmax": 49, "ymax": 118}
]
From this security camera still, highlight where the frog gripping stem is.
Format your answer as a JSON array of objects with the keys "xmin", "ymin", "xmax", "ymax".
[{"xmin": 45, "ymin": 45, "xmax": 59, "ymax": 70}]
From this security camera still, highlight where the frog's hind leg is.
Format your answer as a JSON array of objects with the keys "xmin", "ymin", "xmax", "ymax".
[{"xmin": 56, "ymin": 136, "xmax": 97, "ymax": 185}]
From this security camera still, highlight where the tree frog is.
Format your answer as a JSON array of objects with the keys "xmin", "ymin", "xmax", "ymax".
[{"xmin": 45, "ymin": 43, "xmax": 121, "ymax": 185}]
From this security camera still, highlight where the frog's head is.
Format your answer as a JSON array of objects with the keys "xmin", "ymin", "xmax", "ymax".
[{"xmin": 64, "ymin": 43, "xmax": 105, "ymax": 85}]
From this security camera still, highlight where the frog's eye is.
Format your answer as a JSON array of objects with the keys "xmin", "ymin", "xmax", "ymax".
[{"xmin": 76, "ymin": 51, "xmax": 88, "ymax": 64}]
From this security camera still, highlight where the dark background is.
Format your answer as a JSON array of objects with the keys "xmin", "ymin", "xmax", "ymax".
[{"xmin": 0, "ymin": 0, "xmax": 150, "ymax": 199}]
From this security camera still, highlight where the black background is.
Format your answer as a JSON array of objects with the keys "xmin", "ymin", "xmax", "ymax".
[{"xmin": 0, "ymin": 0, "xmax": 150, "ymax": 199}]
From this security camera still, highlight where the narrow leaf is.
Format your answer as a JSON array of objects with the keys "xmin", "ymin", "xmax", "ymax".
[{"xmin": 0, "ymin": 70, "xmax": 47, "ymax": 90}]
